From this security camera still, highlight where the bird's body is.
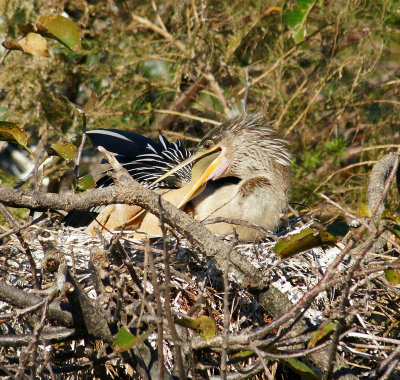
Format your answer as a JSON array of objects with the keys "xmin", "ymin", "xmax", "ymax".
[
  {"xmin": 65, "ymin": 113, "xmax": 292, "ymax": 241},
  {"xmin": 187, "ymin": 114, "xmax": 292, "ymax": 240},
  {"xmin": 191, "ymin": 177, "xmax": 285, "ymax": 240}
]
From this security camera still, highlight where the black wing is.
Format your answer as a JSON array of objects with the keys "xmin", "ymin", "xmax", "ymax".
[
  {"xmin": 64, "ymin": 129, "xmax": 192, "ymax": 227},
  {"xmin": 86, "ymin": 129, "xmax": 192, "ymax": 189}
]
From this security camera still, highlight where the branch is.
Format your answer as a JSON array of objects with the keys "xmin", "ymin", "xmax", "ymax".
[
  {"xmin": 366, "ymin": 151, "xmax": 400, "ymax": 253},
  {"xmin": 0, "ymin": 327, "xmax": 77, "ymax": 347},
  {"xmin": 367, "ymin": 151, "xmax": 400, "ymax": 221},
  {"xmin": 0, "ymin": 150, "xmax": 267, "ymax": 290},
  {"xmin": 0, "ymin": 280, "xmax": 82, "ymax": 327},
  {"xmin": 131, "ymin": 14, "xmax": 188, "ymax": 55},
  {"xmin": 155, "ymin": 75, "xmax": 209, "ymax": 131}
]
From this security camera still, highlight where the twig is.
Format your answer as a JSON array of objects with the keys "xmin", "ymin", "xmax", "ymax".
[
  {"xmin": 284, "ymin": 56, "xmax": 361, "ymax": 137},
  {"xmin": 154, "ymin": 109, "xmax": 219, "ymax": 126},
  {"xmin": 158, "ymin": 196, "xmax": 186, "ymax": 379},
  {"xmin": 74, "ymin": 115, "xmax": 87, "ymax": 187},
  {"xmin": 345, "ymin": 144, "xmax": 400, "ymax": 157},
  {"xmin": 205, "ymin": 73, "xmax": 231, "ymax": 118},
  {"xmin": 13, "ymin": 129, "xmax": 48, "ymax": 191},
  {"xmin": 249, "ymin": 343, "xmax": 273, "ymax": 380},
  {"xmin": 241, "ymin": 66, "xmax": 251, "ymax": 113},
  {"xmin": 313, "ymin": 160, "xmax": 377, "ymax": 194},
  {"xmin": 237, "ymin": 46, "xmax": 297, "ymax": 96},
  {"xmin": 0, "ymin": 327, "xmax": 77, "ymax": 347},
  {"xmin": 147, "ymin": 239, "xmax": 165, "ymax": 380},
  {"xmin": 370, "ymin": 343, "xmax": 400, "ymax": 379},
  {"xmin": 346, "ymin": 332, "xmax": 400, "ymax": 346},
  {"xmin": 325, "ymin": 259, "xmax": 354, "ymax": 379},
  {"xmin": 16, "ymin": 297, "xmax": 50, "ymax": 380},
  {"xmin": 151, "ymin": 1, "xmax": 168, "ymax": 34},
  {"xmin": 0, "ymin": 213, "xmax": 46, "ymax": 240},
  {"xmin": 319, "ymin": 193, "xmax": 400, "ymax": 252},
  {"xmin": 134, "ymin": 237, "xmax": 151, "ymax": 333},
  {"xmin": 0, "ymin": 278, "xmax": 81, "ymax": 327},
  {"xmin": 325, "ymin": 152, "xmax": 399, "ymax": 379},
  {"xmin": 131, "ymin": 14, "xmax": 188, "ymax": 55},
  {"xmin": 154, "ymin": 74, "xmax": 209, "ymax": 130},
  {"xmin": 220, "ymin": 239, "xmax": 234, "ymax": 380},
  {"xmin": 274, "ymin": 78, "xmax": 308, "ymax": 128},
  {"xmin": 65, "ymin": 268, "xmax": 113, "ymax": 343},
  {"xmin": 0, "ymin": 203, "xmax": 39, "ymax": 289},
  {"xmin": 0, "ymin": 48, "xmax": 10, "ymax": 66}
]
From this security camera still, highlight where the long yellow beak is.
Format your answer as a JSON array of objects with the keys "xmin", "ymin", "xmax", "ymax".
[
  {"xmin": 149, "ymin": 144, "xmax": 221, "ymax": 189},
  {"xmin": 175, "ymin": 150, "xmax": 224, "ymax": 208},
  {"xmin": 148, "ymin": 144, "xmax": 229, "ymax": 209}
]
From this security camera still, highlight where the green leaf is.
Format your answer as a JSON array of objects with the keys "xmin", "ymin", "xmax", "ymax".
[
  {"xmin": 384, "ymin": 269, "xmax": 400, "ymax": 284},
  {"xmin": 381, "ymin": 210, "xmax": 400, "ymax": 224},
  {"xmin": 273, "ymin": 228, "xmax": 337, "ymax": 258},
  {"xmin": 113, "ymin": 327, "xmax": 137, "ymax": 352},
  {"xmin": 282, "ymin": 0, "xmax": 316, "ymax": 43},
  {"xmin": 384, "ymin": 225, "xmax": 400, "ymax": 240},
  {"xmin": 359, "ymin": 204, "xmax": 372, "ymax": 218},
  {"xmin": 0, "ymin": 121, "xmax": 28, "ymax": 146},
  {"xmin": 38, "ymin": 14, "xmax": 81, "ymax": 51},
  {"xmin": 175, "ymin": 315, "xmax": 215, "ymax": 341},
  {"xmin": 76, "ymin": 174, "xmax": 96, "ymax": 193},
  {"xmin": 113, "ymin": 326, "xmax": 155, "ymax": 352},
  {"xmin": 385, "ymin": 260, "xmax": 400, "ymax": 285},
  {"xmin": 308, "ymin": 322, "xmax": 336, "ymax": 348},
  {"xmin": 234, "ymin": 346, "xmax": 319, "ymax": 380},
  {"xmin": 0, "ymin": 121, "xmax": 34, "ymax": 156},
  {"xmin": 53, "ymin": 87, "xmax": 97, "ymax": 115},
  {"xmin": 83, "ymin": 90, "xmax": 98, "ymax": 114},
  {"xmin": 232, "ymin": 350, "xmax": 254, "ymax": 358},
  {"xmin": 394, "ymin": 225, "xmax": 400, "ymax": 240},
  {"xmin": 284, "ymin": 358, "xmax": 319, "ymax": 380},
  {"xmin": 47, "ymin": 141, "xmax": 78, "ymax": 162}
]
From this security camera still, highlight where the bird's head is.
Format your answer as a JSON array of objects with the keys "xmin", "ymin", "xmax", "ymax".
[
  {"xmin": 198, "ymin": 113, "xmax": 291, "ymax": 180},
  {"xmin": 151, "ymin": 113, "xmax": 291, "ymax": 208}
]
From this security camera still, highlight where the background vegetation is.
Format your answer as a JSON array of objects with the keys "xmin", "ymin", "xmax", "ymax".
[
  {"xmin": 1, "ymin": 0, "xmax": 399, "ymax": 224},
  {"xmin": 0, "ymin": 0, "xmax": 400, "ymax": 379}
]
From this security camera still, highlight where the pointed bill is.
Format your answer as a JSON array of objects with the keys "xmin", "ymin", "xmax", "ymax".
[
  {"xmin": 175, "ymin": 151, "xmax": 230, "ymax": 208},
  {"xmin": 148, "ymin": 144, "xmax": 229, "ymax": 209},
  {"xmin": 149, "ymin": 144, "xmax": 221, "ymax": 189}
]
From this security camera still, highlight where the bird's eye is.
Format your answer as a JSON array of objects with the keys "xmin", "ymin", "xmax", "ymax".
[{"xmin": 203, "ymin": 140, "xmax": 214, "ymax": 150}]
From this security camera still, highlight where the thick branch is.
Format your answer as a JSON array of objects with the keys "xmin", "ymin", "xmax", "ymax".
[
  {"xmin": 0, "ymin": 327, "xmax": 78, "ymax": 347},
  {"xmin": 367, "ymin": 151, "xmax": 399, "ymax": 221},
  {"xmin": 366, "ymin": 151, "xmax": 400, "ymax": 253},
  {"xmin": 0, "ymin": 280, "xmax": 82, "ymax": 327}
]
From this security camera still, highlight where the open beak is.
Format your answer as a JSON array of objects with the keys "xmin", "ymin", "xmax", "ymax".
[
  {"xmin": 175, "ymin": 150, "xmax": 227, "ymax": 208},
  {"xmin": 149, "ymin": 144, "xmax": 230, "ymax": 209}
]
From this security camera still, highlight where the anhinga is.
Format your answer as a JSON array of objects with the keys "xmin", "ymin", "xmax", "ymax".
[{"xmin": 64, "ymin": 113, "xmax": 292, "ymax": 241}]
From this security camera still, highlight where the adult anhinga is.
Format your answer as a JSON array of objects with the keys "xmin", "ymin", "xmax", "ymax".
[{"xmin": 64, "ymin": 113, "xmax": 292, "ymax": 241}]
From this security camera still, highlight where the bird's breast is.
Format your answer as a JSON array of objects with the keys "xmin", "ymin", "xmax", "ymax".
[{"xmin": 189, "ymin": 176, "xmax": 288, "ymax": 240}]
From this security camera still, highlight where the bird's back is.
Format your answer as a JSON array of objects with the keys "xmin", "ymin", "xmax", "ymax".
[{"xmin": 63, "ymin": 129, "xmax": 192, "ymax": 227}]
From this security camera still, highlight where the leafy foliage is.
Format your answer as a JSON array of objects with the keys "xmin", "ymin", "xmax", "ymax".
[
  {"xmin": 1, "ymin": 0, "xmax": 398, "ymax": 218},
  {"xmin": 0, "ymin": 1, "xmax": 399, "ymax": 378}
]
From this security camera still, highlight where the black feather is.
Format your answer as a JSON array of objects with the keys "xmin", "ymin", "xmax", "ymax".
[
  {"xmin": 62, "ymin": 210, "xmax": 99, "ymax": 228},
  {"xmin": 64, "ymin": 129, "xmax": 192, "ymax": 227},
  {"xmin": 86, "ymin": 129, "xmax": 192, "ymax": 189},
  {"xmin": 86, "ymin": 129, "xmax": 161, "ymax": 159}
]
